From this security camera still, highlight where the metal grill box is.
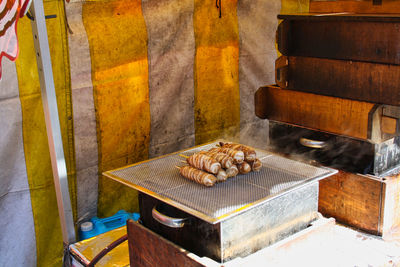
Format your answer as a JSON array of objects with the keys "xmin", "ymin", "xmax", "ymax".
[{"xmin": 104, "ymin": 141, "xmax": 337, "ymax": 263}]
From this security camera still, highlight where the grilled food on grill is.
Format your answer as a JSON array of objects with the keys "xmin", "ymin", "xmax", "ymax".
[
  {"xmin": 237, "ymin": 162, "xmax": 251, "ymax": 174},
  {"xmin": 219, "ymin": 142, "xmax": 256, "ymax": 162},
  {"xmin": 178, "ymin": 142, "xmax": 263, "ymax": 186},
  {"xmin": 251, "ymin": 158, "xmax": 262, "ymax": 172},
  {"xmin": 199, "ymin": 150, "xmax": 234, "ymax": 169},
  {"xmin": 209, "ymin": 147, "xmax": 244, "ymax": 164},
  {"xmin": 216, "ymin": 169, "xmax": 228, "ymax": 182},
  {"xmin": 179, "ymin": 166, "xmax": 217, "ymax": 187},
  {"xmin": 187, "ymin": 153, "xmax": 221, "ymax": 174},
  {"xmin": 226, "ymin": 165, "xmax": 239, "ymax": 178}
]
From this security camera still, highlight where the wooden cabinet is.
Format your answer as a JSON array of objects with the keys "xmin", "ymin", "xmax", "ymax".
[
  {"xmin": 309, "ymin": 0, "xmax": 400, "ymax": 14},
  {"xmin": 275, "ymin": 14, "xmax": 400, "ymax": 106},
  {"xmin": 275, "ymin": 55, "xmax": 400, "ymax": 106},
  {"xmin": 319, "ymin": 171, "xmax": 400, "ymax": 239},
  {"xmin": 255, "ymin": 85, "xmax": 400, "ymax": 143},
  {"xmin": 261, "ymin": 11, "xmax": 400, "ymax": 237},
  {"xmin": 277, "ymin": 14, "xmax": 400, "ymax": 65}
]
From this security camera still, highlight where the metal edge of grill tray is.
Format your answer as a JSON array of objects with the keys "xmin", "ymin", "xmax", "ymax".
[{"xmin": 103, "ymin": 140, "xmax": 338, "ymax": 224}]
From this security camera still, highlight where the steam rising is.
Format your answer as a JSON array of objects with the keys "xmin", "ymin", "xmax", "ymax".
[
  {"xmin": 207, "ymin": 119, "xmax": 270, "ymax": 151},
  {"xmin": 187, "ymin": 116, "xmax": 399, "ymax": 176},
  {"xmin": 267, "ymin": 121, "xmax": 376, "ymax": 175}
]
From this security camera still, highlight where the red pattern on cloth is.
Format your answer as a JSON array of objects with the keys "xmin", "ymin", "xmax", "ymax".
[{"xmin": 0, "ymin": 0, "xmax": 31, "ymax": 79}]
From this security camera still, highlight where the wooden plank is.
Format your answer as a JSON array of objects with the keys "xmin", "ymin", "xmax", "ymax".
[
  {"xmin": 381, "ymin": 116, "xmax": 397, "ymax": 135},
  {"xmin": 319, "ymin": 170, "xmax": 400, "ymax": 239},
  {"xmin": 126, "ymin": 217, "xmax": 336, "ymax": 267},
  {"xmin": 310, "ymin": 0, "xmax": 400, "ymax": 14},
  {"xmin": 276, "ymin": 56, "xmax": 400, "ymax": 106},
  {"xmin": 255, "ymin": 85, "xmax": 376, "ymax": 140},
  {"xmin": 382, "ymin": 173, "xmax": 400, "ymax": 241},
  {"xmin": 277, "ymin": 19, "xmax": 400, "ymax": 65},
  {"xmin": 318, "ymin": 171, "xmax": 384, "ymax": 235},
  {"xmin": 278, "ymin": 13, "xmax": 400, "ymax": 22},
  {"xmin": 383, "ymin": 105, "xmax": 400, "ymax": 118},
  {"xmin": 274, "ymin": 56, "xmax": 289, "ymax": 89},
  {"xmin": 127, "ymin": 219, "xmax": 205, "ymax": 267}
]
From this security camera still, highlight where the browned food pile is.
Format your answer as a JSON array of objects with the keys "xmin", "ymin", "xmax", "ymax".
[{"xmin": 178, "ymin": 142, "xmax": 263, "ymax": 187}]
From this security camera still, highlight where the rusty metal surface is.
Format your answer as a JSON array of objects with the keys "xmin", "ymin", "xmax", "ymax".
[{"xmin": 219, "ymin": 182, "xmax": 319, "ymax": 262}]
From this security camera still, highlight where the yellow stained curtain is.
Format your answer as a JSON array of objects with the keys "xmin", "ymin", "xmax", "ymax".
[
  {"xmin": 15, "ymin": 0, "xmax": 77, "ymax": 266},
  {"xmin": 82, "ymin": 0, "xmax": 150, "ymax": 217},
  {"xmin": 194, "ymin": 0, "xmax": 240, "ymax": 144},
  {"xmin": 281, "ymin": 0, "xmax": 309, "ymax": 13}
]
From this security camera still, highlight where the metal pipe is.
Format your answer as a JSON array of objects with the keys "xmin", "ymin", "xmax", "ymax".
[{"xmin": 29, "ymin": 0, "xmax": 76, "ymax": 245}]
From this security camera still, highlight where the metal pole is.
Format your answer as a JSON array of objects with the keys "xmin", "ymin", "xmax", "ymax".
[{"xmin": 29, "ymin": 0, "xmax": 76, "ymax": 245}]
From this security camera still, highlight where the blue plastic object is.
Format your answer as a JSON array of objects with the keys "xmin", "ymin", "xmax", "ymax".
[{"xmin": 79, "ymin": 210, "xmax": 140, "ymax": 240}]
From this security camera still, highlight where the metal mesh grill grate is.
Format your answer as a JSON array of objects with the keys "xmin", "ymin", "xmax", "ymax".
[
  {"xmin": 105, "ymin": 141, "xmax": 336, "ymax": 223},
  {"xmin": 261, "ymin": 156, "xmax": 330, "ymax": 178},
  {"xmin": 112, "ymin": 156, "xmax": 186, "ymax": 193},
  {"xmin": 164, "ymin": 178, "xmax": 269, "ymax": 219}
]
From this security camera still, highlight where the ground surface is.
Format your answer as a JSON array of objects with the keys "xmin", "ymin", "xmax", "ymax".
[{"xmin": 71, "ymin": 218, "xmax": 400, "ymax": 267}]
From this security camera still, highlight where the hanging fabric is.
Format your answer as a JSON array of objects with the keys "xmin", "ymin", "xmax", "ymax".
[
  {"xmin": 0, "ymin": 0, "xmax": 32, "ymax": 79},
  {"xmin": 194, "ymin": 0, "xmax": 240, "ymax": 145}
]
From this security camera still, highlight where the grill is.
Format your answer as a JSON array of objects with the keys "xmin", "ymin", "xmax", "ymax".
[
  {"xmin": 106, "ymin": 141, "xmax": 334, "ymax": 223},
  {"xmin": 104, "ymin": 141, "xmax": 337, "ymax": 262}
]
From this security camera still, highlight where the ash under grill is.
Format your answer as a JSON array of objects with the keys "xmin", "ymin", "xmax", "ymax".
[{"xmin": 104, "ymin": 141, "xmax": 336, "ymax": 224}]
